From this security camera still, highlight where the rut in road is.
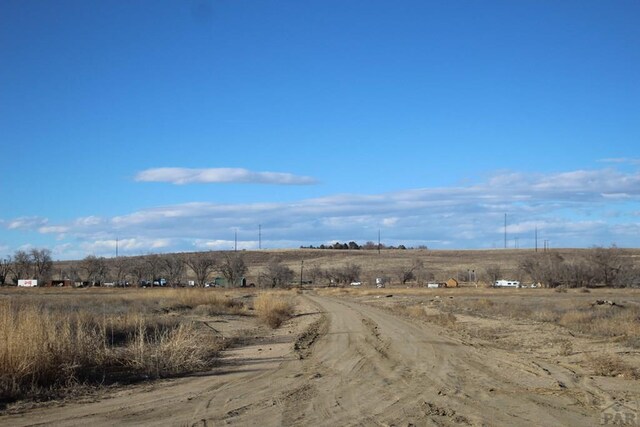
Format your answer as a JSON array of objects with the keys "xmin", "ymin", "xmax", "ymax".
[
  {"xmin": 203, "ymin": 294, "xmax": 605, "ymax": 426},
  {"xmin": 0, "ymin": 294, "xmax": 610, "ymax": 427}
]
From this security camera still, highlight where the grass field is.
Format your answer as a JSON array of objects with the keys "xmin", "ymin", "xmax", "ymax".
[{"xmin": 0, "ymin": 287, "xmax": 297, "ymax": 405}]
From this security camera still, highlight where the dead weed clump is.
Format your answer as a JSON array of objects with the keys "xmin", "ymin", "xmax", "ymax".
[
  {"xmin": 125, "ymin": 321, "xmax": 220, "ymax": 377},
  {"xmin": 403, "ymin": 304, "xmax": 457, "ymax": 328},
  {"xmin": 587, "ymin": 353, "xmax": 639, "ymax": 380},
  {"xmin": 0, "ymin": 298, "xmax": 221, "ymax": 405},
  {"xmin": 159, "ymin": 289, "xmax": 246, "ymax": 315},
  {"xmin": 558, "ymin": 305, "xmax": 640, "ymax": 348},
  {"xmin": 253, "ymin": 292, "xmax": 295, "ymax": 328}
]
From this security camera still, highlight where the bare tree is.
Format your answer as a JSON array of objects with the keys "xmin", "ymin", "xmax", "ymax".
[
  {"xmin": 484, "ymin": 264, "xmax": 502, "ymax": 284},
  {"xmin": 66, "ymin": 266, "xmax": 83, "ymax": 282},
  {"xmin": 395, "ymin": 258, "xmax": 424, "ymax": 284},
  {"xmin": 184, "ymin": 252, "xmax": 217, "ymax": 287},
  {"xmin": 11, "ymin": 250, "xmax": 33, "ymax": 283},
  {"xmin": 328, "ymin": 263, "xmax": 361, "ymax": 284},
  {"xmin": 82, "ymin": 255, "xmax": 108, "ymax": 285},
  {"xmin": 519, "ymin": 252, "xmax": 564, "ymax": 287},
  {"xmin": 260, "ymin": 257, "xmax": 294, "ymax": 288},
  {"xmin": 587, "ymin": 245, "xmax": 629, "ymax": 287},
  {"xmin": 129, "ymin": 257, "xmax": 151, "ymax": 286},
  {"xmin": 560, "ymin": 260, "xmax": 596, "ymax": 288},
  {"xmin": 111, "ymin": 257, "xmax": 132, "ymax": 286},
  {"xmin": 306, "ymin": 264, "xmax": 323, "ymax": 285},
  {"xmin": 0, "ymin": 256, "xmax": 12, "ymax": 285},
  {"xmin": 220, "ymin": 253, "xmax": 247, "ymax": 287},
  {"xmin": 144, "ymin": 254, "xmax": 165, "ymax": 284},
  {"xmin": 30, "ymin": 248, "xmax": 53, "ymax": 282},
  {"xmin": 161, "ymin": 254, "xmax": 185, "ymax": 287}
]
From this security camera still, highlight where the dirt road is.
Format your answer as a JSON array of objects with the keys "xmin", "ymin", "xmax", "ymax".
[{"xmin": 1, "ymin": 294, "xmax": 612, "ymax": 426}]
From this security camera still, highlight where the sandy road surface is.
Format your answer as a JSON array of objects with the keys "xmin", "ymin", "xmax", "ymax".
[{"xmin": 1, "ymin": 294, "xmax": 612, "ymax": 426}]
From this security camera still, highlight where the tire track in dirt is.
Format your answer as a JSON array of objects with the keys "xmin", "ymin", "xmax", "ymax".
[{"xmin": 0, "ymin": 293, "xmax": 611, "ymax": 426}]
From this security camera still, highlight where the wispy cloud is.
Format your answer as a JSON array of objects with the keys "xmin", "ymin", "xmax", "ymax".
[
  {"xmin": 599, "ymin": 158, "xmax": 640, "ymax": 165},
  {"xmin": 135, "ymin": 167, "xmax": 318, "ymax": 185},
  {"xmin": 6, "ymin": 216, "xmax": 48, "ymax": 231},
  {"xmin": 5, "ymin": 167, "xmax": 640, "ymax": 258}
]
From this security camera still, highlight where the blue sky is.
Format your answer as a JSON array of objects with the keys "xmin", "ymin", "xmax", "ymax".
[{"xmin": 1, "ymin": 0, "xmax": 639, "ymax": 260}]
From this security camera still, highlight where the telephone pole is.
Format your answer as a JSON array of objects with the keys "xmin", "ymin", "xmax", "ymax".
[
  {"xmin": 504, "ymin": 213, "xmax": 507, "ymax": 249},
  {"xmin": 259, "ymin": 224, "xmax": 262, "ymax": 250},
  {"xmin": 300, "ymin": 260, "xmax": 304, "ymax": 287}
]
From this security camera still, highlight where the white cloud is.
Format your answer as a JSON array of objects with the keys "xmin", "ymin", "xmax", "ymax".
[
  {"xmin": 135, "ymin": 167, "xmax": 318, "ymax": 185},
  {"xmin": 6, "ymin": 216, "xmax": 48, "ymax": 230},
  {"xmin": 39, "ymin": 226, "xmax": 70, "ymax": 234},
  {"xmin": 4, "ymin": 167, "xmax": 639, "ymax": 258}
]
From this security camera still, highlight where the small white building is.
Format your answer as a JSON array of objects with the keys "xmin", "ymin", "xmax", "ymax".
[
  {"xmin": 494, "ymin": 280, "xmax": 520, "ymax": 288},
  {"xmin": 427, "ymin": 283, "xmax": 441, "ymax": 289},
  {"xmin": 18, "ymin": 279, "xmax": 37, "ymax": 287}
]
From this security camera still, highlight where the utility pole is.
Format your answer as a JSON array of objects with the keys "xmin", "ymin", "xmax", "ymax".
[
  {"xmin": 234, "ymin": 229, "xmax": 237, "ymax": 252},
  {"xmin": 378, "ymin": 229, "xmax": 381, "ymax": 255},
  {"xmin": 259, "ymin": 224, "xmax": 262, "ymax": 250},
  {"xmin": 115, "ymin": 237, "xmax": 118, "ymax": 258},
  {"xmin": 504, "ymin": 213, "xmax": 507, "ymax": 249},
  {"xmin": 300, "ymin": 260, "xmax": 304, "ymax": 287},
  {"xmin": 535, "ymin": 227, "xmax": 538, "ymax": 252}
]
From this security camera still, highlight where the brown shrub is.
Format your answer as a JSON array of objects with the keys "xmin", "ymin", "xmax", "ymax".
[
  {"xmin": 253, "ymin": 292, "xmax": 295, "ymax": 328},
  {"xmin": 588, "ymin": 353, "xmax": 639, "ymax": 379},
  {"xmin": 0, "ymin": 297, "xmax": 222, "ymax": 404}
]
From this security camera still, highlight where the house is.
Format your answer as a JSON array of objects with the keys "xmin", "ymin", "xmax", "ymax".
[
  {"xmin": 494, "ymin": 280, "xmax": 521, "ymax": 288},
  {"xmin": 427, "ymin": 283, "xmax": 441, "ymax": 289},
  {"xmin": 445, "ymin": 278, "xmax": 458, "ymax": 288}
]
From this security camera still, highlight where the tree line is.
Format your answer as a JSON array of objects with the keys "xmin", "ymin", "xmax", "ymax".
[
  {"xmin": 300, "ymin": 241, "xmax": 426, "ymax": 250},
  {"xmin": 477, "ymin": 245, "xmax": 638, "ymax": 288},
  {"xmin": 1, "ymin": 245, "xmax": 637, "ymax": 288}
]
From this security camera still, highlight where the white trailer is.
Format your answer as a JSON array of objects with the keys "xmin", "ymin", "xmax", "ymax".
[
  {"xmin": 494, "ymin": 280, "xmax": 520, "ymax": 288},
  {"xmin": 18, "ymin": 279, "xmax": 38, "ymax": 287}
]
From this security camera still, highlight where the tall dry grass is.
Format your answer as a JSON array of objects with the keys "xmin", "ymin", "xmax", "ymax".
[
  {"xmin": 0, "ymin": 291, "xmax": 230, "ymax": 404},
  {"xmin": 253, "ymin": 292, "xmax": 295, "ymax": 328}
]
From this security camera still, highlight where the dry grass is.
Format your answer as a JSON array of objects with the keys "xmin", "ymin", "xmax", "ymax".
[
  {"xmin": 433, "ymin": 291, "xmax": 640, "ymax": 348},
  {"xmin": 396, "ymin": 304, "xmax": 458, "ymax": 328},
  {"xmin": 587, "ymin": 353, "xmax": 639, "ymax": 379},
  {"xmin": 253, "ymin": 292, "xmax": 295, "ymax": 328},
  {"xmin": 158, "ymin": 288, "xmax": 246, "ymax": 315},
  {"xmin": 0, "ymin": 289, "xmax": 239, "ymax": 404}
]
